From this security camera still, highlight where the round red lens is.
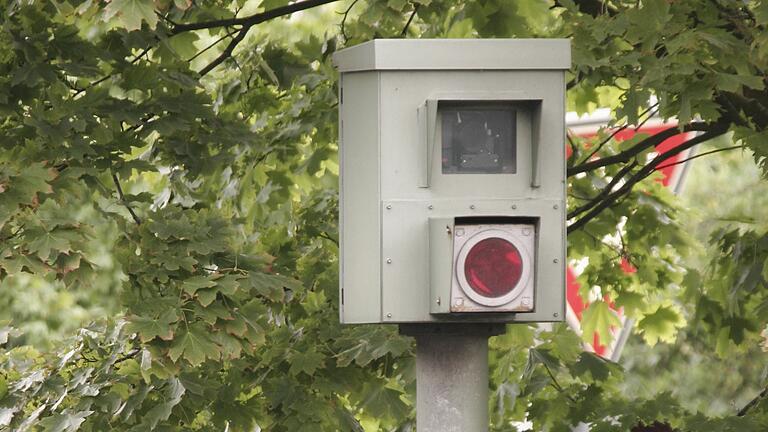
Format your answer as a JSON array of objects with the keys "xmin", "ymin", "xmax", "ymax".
[{"xmin": 464, "ymin": 237, "xmax": 523, "ymax": 298}]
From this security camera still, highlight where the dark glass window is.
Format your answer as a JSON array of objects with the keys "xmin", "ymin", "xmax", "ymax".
[{"xmin": 441, "ymin": 105, "xmax": 516, "ymax": 174}]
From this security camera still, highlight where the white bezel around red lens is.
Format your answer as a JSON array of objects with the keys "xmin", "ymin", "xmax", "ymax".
[{"xmin": 456, "ymin": 228, "xmax": 533, "ymax": 307}]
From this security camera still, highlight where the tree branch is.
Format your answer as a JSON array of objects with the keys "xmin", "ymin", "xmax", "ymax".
[
  {"xmin": 738, "ymin": 386, "xmax": 768, "ymax": 416},
  {"xmin": 187, "ymin": 28, "xmax": 239, "ymax": 62},
  {"xmin": 71, "ymin": 46, "xmax": 152, "ymax": 99},
  {"xmin": 568, "ymin": 125, "xmax": 727, "ymax": 233},
  {"xmin": 112, "ymin": 173, "xmax": 142, "ymax": 225},
  {"xmin": 339, "ymin": 0, "xmax": 360, "ymax": 42},
  {"xmin": 171, "ymin": 0, "xmax": 341, "ymax": 34},
  {"xmin": 198, "ymin": 27, "xmax": 249, "ymax": 76},
  {"xmin": 569, "ymin": 160, "xmax": 638, "ymax": 220},
  {"xmin": 400, "ymin": 4, "xmax": 419, "ymax": 36},
  {"xmin": 655, "ymin": 145, "xmax": 743, "ymax": 171},
  {"xmin": 578, "ymin": 103, "xmax": 659, "ymax": 165},
  {"xmin": 568, "ymin": 122, "xmax": 712, "ymax": 177},
  {"xmin": 189, "ymin": 0, "xmax": 342, "ymax": 76}
]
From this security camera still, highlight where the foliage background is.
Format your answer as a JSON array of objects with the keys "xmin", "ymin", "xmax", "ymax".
[{"xmin": 0, "ymin": 0, "xmax": 767, "ymax": 431}]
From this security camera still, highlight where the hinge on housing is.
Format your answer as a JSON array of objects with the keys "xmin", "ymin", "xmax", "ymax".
[{"xmin": 340, "ymin": 88, "xmax": 343, "ymax": 104}]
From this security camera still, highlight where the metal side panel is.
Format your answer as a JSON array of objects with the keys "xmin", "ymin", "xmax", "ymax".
[{"xmin": 340, "ymin": 71, "xmax": 382, "ymax": 324}]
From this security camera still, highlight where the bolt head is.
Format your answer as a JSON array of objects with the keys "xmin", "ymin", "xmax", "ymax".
[
  {"xmin": 553, "ymin": 258, "xmax": 559, "ymax": 263},
  {"xmin": 553, "ymin": 312, "xmax": 559, "ymax": 318},
  {"xmin": 511, "ymin": 204, "xmax": 517, "ymax": 209},
  {"xmin": 386, "ymin": 258, "xmax": 392, "ymax": 264},
  {"xmin": 428, "ymin": 204, "xmax": 434, "ymax": 210},
  {"xmin": 386, "ymin": 204, "xmax": 392, "ymax": 210},
  {"xmin": 386, "ymin": 313, "xmax": 392, "ymax": 318},
  {"xmin": 553, "ymin": 204, "xmax": 559, "ymax": 210},
  {"xmin": 470, "ymin": 205, "xmax": 476, "ymax": 210}
]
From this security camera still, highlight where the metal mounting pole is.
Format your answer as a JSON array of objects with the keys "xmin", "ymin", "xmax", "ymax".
[{"xmin": 400, "ymin": 324, "xmax": 505, "ymax": 432}]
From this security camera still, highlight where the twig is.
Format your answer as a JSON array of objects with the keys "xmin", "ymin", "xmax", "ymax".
[
  {"xmin": 566, "ymin": 133, "xmax": 578, "ymax": 161},
  {"xmin": 567, "ymin": 125, "xmax": 727, "ymax": 233},
  {"xmin": 568, "ymin": 122, "xmax": 712, "ymax": 177},
  {"xmin": 400, "ymin": 3, "xmax": 419, "ymax": 36},
  {"xmin": 113, "ymin": 349, "xmax": 140, "ymax": 365},
  {"xmin": 569, "ymin": 160, "xmax": 638, "ymax": 219},
  {"xmin": 738, "ymin": 386, "xmax": 768, "ymax": 416},
  {"xmin": 171, "ymin": 0, "xmax": 341, "ymax": 34},
  {"xmin": 112, "ymin": 173, "xmax": 142, "ymax": 225},
  {"xmin": 318, "ymin": 231, "xmax": 339, "ymax": 246},
  {"xmin": 155, "ymin": 11, "xmax": 178, "ymax": 27},
  {"xmin": 71, "ymin": 47, "xmax": 152, "ymax": 99},
  {"xmin": 339, "ymin": 0, "xmax": 360, "ymax": 42},
  {"xmin": 541, "ymin": 362, "xmax": 577, "ymax": 403},
  {"xmin": 198, "ymin": 28, "xmax": 249, "ymax": 76},
  {"xmin": 186, "ymin": 28, "xmax": 239, "ymax": 62},
  {"xmin": 655, "ymin": 145, "xmax": 743, "ymax": 171},
  {"xmin": 578, "ymin": 103, "xmax": 659, "ymax": 165}
]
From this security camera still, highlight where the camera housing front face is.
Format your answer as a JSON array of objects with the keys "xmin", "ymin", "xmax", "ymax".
[{"xmin": 334, "ymin": 39, "xmax": 569, "ymax": 324}]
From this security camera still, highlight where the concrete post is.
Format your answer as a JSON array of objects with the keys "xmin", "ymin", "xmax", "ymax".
[{"xmin": 400, "ymin": 324, "xmax": 505, "ymax": 432}]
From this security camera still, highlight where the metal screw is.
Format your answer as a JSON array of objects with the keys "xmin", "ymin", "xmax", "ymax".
[
  {"xmin": 436, "ymin": 297, "xmax": 441, "ymax": 305},
  {"xmin": 428, "ymin": 204, "xmax": 434, "ymax": 210},
  {"xmin": 553, "ymin": 204, "xmax": 559, "ymax": 209},
  {"xmin": 553, "ymin": 258, "xmax": 559, "ymax": 263},
  {"xmin": 470, "ymin": 204, "xmax": 476, "ymax": 210},
  {"xmin": 511, "ymin": 204, "xmax": 517, "ymax": 209},
  {"xmin": 553, "ymin": 312, "xmax": 559, "ymax": 318},
  {"xmin": 386, "ymin": 204, "xmax": 392, "ymax": 210},
  {"xmin": 386, "ymin": 313, "xmax": 392, "ymax": 318},
  {"xmin": 386, "ymin": 258, "xmax": 392, "ymax": 264},
  {"xmin": 522, "ymin": 228, "xmax": 532, "ymax": 236},
  {"xmin": 445, "ymin": 225, "xmax": 452, "ymax": 235}
]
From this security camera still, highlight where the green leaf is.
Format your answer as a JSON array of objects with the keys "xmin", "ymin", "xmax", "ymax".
[
  {"xmin": 103, "ymin": 0, "xmax": 158, "ymax": 30},
  {"xmin": 569, "ymin": 352, "xmax": 614, "ymax": 382},
  {"xmin": 181, "ymin": 276, "xmax": 216, "ymax": 295},
  {"xmin": 168, "ymin": 322, "xmax": 220, "ymax": 366},
  {"xmin": 289, "ymin": 349, "xmax": 325, "ymax": 377},
  {"xmin": 580, "ymin": 301, "xmax": 621, "ymax": 345},
  {"xmin": 138, "ymin": 378, "xmax": 185, "ymax": 429},
  {"xmin": 637, "ymin": 305, "xmax": 685, "ymax": 345},
  {"xmin": 39, "ymin": 410, "xmax": 93, "ymax": 432},
  {"xmin": 249, "ymin": 272, "xmax": 301, "ymax": 302},
  {"xmin": 126, "ymin": 309, "xmax": 179, "ymax": 342}
]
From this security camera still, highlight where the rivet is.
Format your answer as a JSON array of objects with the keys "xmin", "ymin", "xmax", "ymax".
[
  {"xmin": 553, "ymin": 258, "xmax": 559, "ymax": 263},
  {"xmin": 428, "ymin": 204, "xmax": 434, "ymax": 210},
  {"xmin": 553, "ymin": 204, "xmax": 559, "ymax": 210},
  {"xmin": 470, "ymin": 205, "xmax": 476, "ymax": 210},
  {"xmin": 511, "ymin": 204, "xmax": 517, "ymax": 209},
  {"xmin": 386, "ymin": 204, "xmax": 392, "ymax": 210},
  {"xmin": 436, "ymin": 297, "xmax": 441, "ymax": 305},
  {"xmin": 386, "ymin": 258, "xmax": 392, "ymax": 264},
  {"xmin": 386, "ymin": 313, "xmax": 392, "ymax": 318},
  {"xmin": 553, "ymin": 312, "xmax": 559, "ymax": 318}
]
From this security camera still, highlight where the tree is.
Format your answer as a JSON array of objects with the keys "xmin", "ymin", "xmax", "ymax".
[{"xmin": 0, "ymin": 0, "xmax": 766, "ymax": 430}]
